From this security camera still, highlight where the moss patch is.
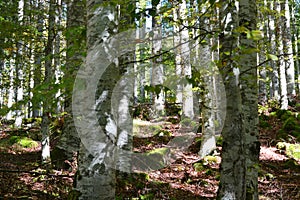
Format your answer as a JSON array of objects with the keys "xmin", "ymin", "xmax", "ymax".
[
  {"xmin": 276, "ymin": 142, "xmax": 300, "ymax": 161},
  {"xmin": 1, "ymin": 136, "xmax": 39, "ymax": 148}
]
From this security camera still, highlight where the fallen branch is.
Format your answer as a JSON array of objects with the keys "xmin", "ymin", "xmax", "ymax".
[{"xmin": 0, "ymin": 168, "xmax": 74, "ymax": 178}]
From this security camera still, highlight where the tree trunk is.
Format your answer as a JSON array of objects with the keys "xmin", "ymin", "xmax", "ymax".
[
  {"xmin": 258, "ymin": 1, "xmax": 267, "ymax": 104},
  {"xmin": 32, "ymin": 0, "xmax": 44, "ymax": 118},
  {"xmin": 151, "ymin": 0, "xmax": 164, "ymax": 118},
  {"xmin": 239, "ymin": 0, "xmax": 260, "ymax": 199},
  {"xmin": 267, "ymin": 0, "xmax": 280, "ymax": 101},
  {"xmin": 180, "ymin": 0, "xmax": 194, "ymax": 120},
  {"xmin": 74, "ymin": 0, "xmax": 118, "ymax": 198},
  {"xmin": 290, "ymin": 0, "xmax": 300, "ymax": 93},
  {"xmin": 275, "ymin": 0, "xmax": 288, "ymax": 110},
  {"xmin": 217, "ymin": 1, "xmax": 246, "ymax": 199},
  {"xmin": 54, "ymin": 0, "xmax": 85, "ymax": 169},
  {"xmin": 14, "ymin": 0, "xmax": 25, "ymax": 128},
  {"xmin": 41, "ymin": 0, "xmax": 56, "ymax": 164},
  {"xmin": 173, "ymin": 4, "xmax": 183, "ymax": 104},
  {"xmin": 198, "ymin": 2, "xmax": 216, "ymax": 159}
]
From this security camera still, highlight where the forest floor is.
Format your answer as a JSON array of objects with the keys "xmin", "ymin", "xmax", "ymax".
[{"xmin": 0, "ymin": 110, "xmax": 299, "ymax": 199}]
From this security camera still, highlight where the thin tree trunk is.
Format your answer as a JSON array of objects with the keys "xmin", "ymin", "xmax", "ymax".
[
  {"xmin": 198, "ymin": 2, "xmax": 216, "ymax": 159},
  {"xmin": 268, "ymin": 0, "xmax": 280, "ymax": 101},
  {"xmin": 180, "ymin": 0, "xmax": 194, "ymax": 119},
  {"xmin": 54, "ymin": 0, "xmax": 63, "ymax": 113},
  {"xmin": 282, "ymin": 0, "xmax": 296, "ymax": 98},
  {"xmin": 32, "ymin": 0, "xmax": 44, "ymax": 118},
  {"xmin": 290, "ymin": 0, "xmax": 300, "ymax": 94},
  {"xmin": 275, "ymin": 0, "xmax": 288, "ymax": 110},
  {"xmin": 151, "ymin": 0, "xmax": 164, "ymax": 118},
  {"xmin": 258, "ymin": 1, "xmax": 267, "ymax": 104},
  {"xmin": 41, "ymin": 0, "xmax": 56, "ymax": 164},
  {"xmin": 173, "ymin": 3, "xmax": 182, "ymax": 104},
  {"xmin": 14, "ymin": 0, "xmax": 25, "ymax": 128}
]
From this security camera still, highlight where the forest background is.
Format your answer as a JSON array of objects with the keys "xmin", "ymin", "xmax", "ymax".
[{"xmin": 0, "ymin": 0, "xmax": 300, "ymax": 199}]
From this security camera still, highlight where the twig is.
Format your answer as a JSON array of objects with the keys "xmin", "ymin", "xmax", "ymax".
[{"xmin": 0, "ymin": 168, "xmax": 74, "ymax": 177}]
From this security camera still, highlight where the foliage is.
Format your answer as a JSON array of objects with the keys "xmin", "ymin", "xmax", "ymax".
[
  {"xmin": 277, "ymin": 142, "xmax": 300, "ymax": 161},
  {"xmin": 4, "ymin": 136, "xmax": 39, "ymax": 148}
]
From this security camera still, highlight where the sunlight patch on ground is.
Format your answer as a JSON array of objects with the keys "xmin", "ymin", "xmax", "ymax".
[{"xmin": 260, "ymin": 146, "xmax": 288, "ymax": 161}]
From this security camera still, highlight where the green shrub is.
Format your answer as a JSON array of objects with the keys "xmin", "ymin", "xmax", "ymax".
[
  {"xmin": 277, "ymin": 110, "xmax": 293, "ymax": 120},
  {"xmin": 282, "ymin": 117, "xmax": 297, "ymax": 131},
  {"xmin": 259, "ymin": 118, "xmax": 271, "ymax": 128},
  {"xmin": 291, "ymin": 129, "xmax": 300, "ymax": 142},
  {"xmin": 149, "ymin": 124, "xmax": 163, "ymax": 134},
  {"xmin": 180, "ymin": 118, "xmax": 199, "ymax": 131},
  {"xmin": 180, "ymin": 118, "xmax": 193, "ymax": 127},
  {"xmin": 276, "ymin": 130, "xmax": 288, "ymax": 140}
]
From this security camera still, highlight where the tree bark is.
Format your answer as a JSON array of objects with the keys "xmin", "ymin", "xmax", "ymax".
[
  {"xmin": 54, "ymin": 0, "xmax": 85, "ymax": 169},
  {"xmin": 275, "ymin": 0, "xmax": 288, "ymax": 110},
  {"xmin": 74, "ymin": 0, "xmax": 118, "ymax": 198},
  {"xmin": 239, "ymin": 0, "xmax": 260, "ymax": 199},
  {"xmin": 151, "ymin": 0, "xmax": 165, "ymax": 118},
  {"xmin": 41, "ymin": 0, "xmax": 56, "ymax": 164},
  {"xmin": 217, "ymin": 1, "xmax": 246, "ymax": 199},
  {"xmin": 281, "ymin": 0, "xmax": 296, "ymax": 97},
  {"xmin": 267, "ymin": 0, "xmax": 280, "ymax": 101}
]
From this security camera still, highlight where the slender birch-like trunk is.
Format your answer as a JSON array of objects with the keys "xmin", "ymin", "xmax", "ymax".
[
  {"xmin": 282, "ymin": 0, "xmax": 296, "ymax": 97},
  {"xmin": 275, "ymin": 0, "xmax": 288, "ymax": 110},
  {"xmin": 198, "ymin": 2, "xmax": 217, "ymax": 159},
  {"xmin": 151, "ymin": 0, "xmax": 165, "ymax": 118},
  {"xmin": 180, "ymin": 0, "xmax": 194, "ymax": 119},
  {"xmin": 268, "ymin": 1, "xmax": 280, "ymax": 101},
  {"xmin": 41, "ymin": 0, "xmax": 56, "ymax": 164}
]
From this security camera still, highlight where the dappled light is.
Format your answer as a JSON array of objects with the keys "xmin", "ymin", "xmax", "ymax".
[{"xmin": 0, "ymin": 0, "xmax": 300, "ymax": 199}]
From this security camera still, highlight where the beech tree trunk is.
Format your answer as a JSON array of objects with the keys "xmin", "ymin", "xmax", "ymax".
[
  {"xmin": 54, "ymin": 0, "xmax": 85, "ymax": 169},
  {"xmin": 198, "ymin": 2, "xmax": 216, "ymax": 159},
  {"xmin": 281, "ymin": 0, "xmax": 296, "ymax": 97},
  {"xmin": 217, "ymin": 1, "xmax": 260, "ymax": 199},
  {"xmin": 239, "ymin": 0, "xmax": 260, "ymax": 199},
  {"xmin": 151, "ymin": 0, "xmax": 165, "ymax": 118},
  {"xmin": 217, "ymin": 1, "xmax": 246, "ymax": 199},
  {"xmin": 275, "ymin": 0, "xmax": 288, "ymax": 110},
  {"xmin": 74, "ymin": 0, "xmax": 118, "ymax": 198},
  {"xmin": 180, "ymin": 0, "xmax": 194, "ymax": 120},
  {"xmin": 41, "ymin": 0, "xmax": 56, "ymax": 164},
  {"xmin": 268, "ymin": 0, "xmax": 280, "ymax": 101}
]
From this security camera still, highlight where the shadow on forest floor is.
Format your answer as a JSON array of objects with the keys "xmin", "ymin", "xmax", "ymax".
[{"xmin": 0, "ymin": 116, "xmax": 299, "ymax": 199}]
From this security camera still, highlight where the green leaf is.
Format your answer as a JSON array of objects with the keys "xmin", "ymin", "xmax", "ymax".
[
  {"xmin": 252, "ymin": 30, "xmax": 264, "ymax": 40},
  {"xmin": 247, "ymin": 30, "xmax": 263, "ymax": 41},
  {"xmin": 267, "ymin": 54, "xmax": 278, "ymax": 61}
]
